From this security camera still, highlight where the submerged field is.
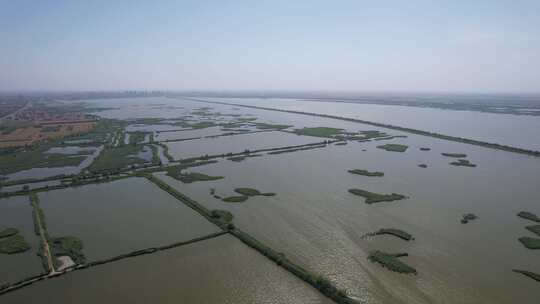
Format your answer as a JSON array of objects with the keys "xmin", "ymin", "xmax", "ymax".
[{"xmin": 1, "ymin": 96, "xmax": 540, "ymax": 304}]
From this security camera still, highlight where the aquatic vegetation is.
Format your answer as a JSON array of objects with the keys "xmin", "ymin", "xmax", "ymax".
[
  {"xmin": 526, "ymin": 225, "xmax": 540, "ymax": 237},
  {"xmin": 210, "ymin": 210, "xmax": 234, "ymax": 224},
  {"xmin": 368, "ymin": 228, "xmax": 414, "ymax": 241},
  {"xmin": 420, "ymin": 147, "xmax": 431, "ymax": 151},
  {"xmin": 334, "ymin": 142, "xmax": 347, "ymax": 146},
  {"xmin": 252, "ymin": 122, "xmax": 292, "ymax": 130},
  {"xmin": 442, "ymin": 153, "xmax": 467, "ymax": 158},
  {"xmin": 0, "ymin": 145, "xmax": 88, "ymax": 175},
  {"xmin": 368, "ymin": 250, "xmax": 417, "ymax": 274},
  {"xmin": 348, "ymin": 189, "xmax": 407, "ymax": 204},
  {"xmin": 517, "ymin": 211, "xmax": 540, "ymax": 223},
  {"xmin": 347, "ymin": 169, "xmax": 384, "ymax": 177},
  {"xmin": 222, "ymin": 196, "xmax": 249, "ymax": 203},
  {"xmin": 376, "ymin": 144, "xmax": 408, "ymax": 152},
  {"xmin": 418, "ymin": 164, "xmax": 428, "ymax": 168},
  {"xmin": 513, "ymin": 269, "xmax": 540, "ymax": 283},
  {"xmin": 166, "ymin": 170, "xmax": 224, "ymax": 184},
  {"xmin": 293, "ymin": 127, "xmax": 344, "ymax": 138},
  {"xmin": 450, "ymin": 159, "xmax": 477, "ymax": 167},
  {"xmin": 127, "ymin": 131, "xmax": 150, "ymax": 144},
  {"xmin": 518, "ymin": 237, "xmax": 540, "ymax": 249},
  {"xmin": 49, "ymin": 236, "xmax": 86, "ymax": 264},
  {"xmin": 461, "ymin": 213, "xmax": 478, "ymax": 224},
  {"xmin": 0, "ymin": 235, "xmax": 31, "ymax": 254},
  {"xmin": 0, "ymin": 228, "xmax": 19, "ymax": 238},
  {"xmin": 89, "ymin": 144, "xmax": 147, "ymax": 172},
  {"xmin": 227, "ymin": 154, "xmax": 262, "ymax": 162}
]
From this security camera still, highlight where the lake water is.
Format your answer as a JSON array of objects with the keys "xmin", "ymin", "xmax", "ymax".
[
  {"xmin": 200, "ymin": 97, "xmax": 540, "ymax": 151},
  {"xmin": 37, "ymin": 177, "xmax": 219, "ymax": 261},
  {"xmin": 1, "ymin": 234, "xmax": 333, "ymax": 304}
]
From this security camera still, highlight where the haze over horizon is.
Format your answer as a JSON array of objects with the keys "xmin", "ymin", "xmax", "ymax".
[{"xmin": 1, "ymin": 1, "xmax": 539, "ymax": 94}]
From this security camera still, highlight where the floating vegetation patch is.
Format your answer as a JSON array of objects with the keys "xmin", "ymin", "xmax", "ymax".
[
  {"xmin": 366, "ymin": 228, "xmax": 414, "ymax": 241},
  {"xmin": 373, "ymin": 135, "xmax": 408, "ymax": 141},
  {"xmin": 418, "ymin": 164, "xmax": 428, "ymax": 168},
  {"xmin": 50, "ymin": 236, "xmax": 86, "ymax": 264},
  {"xmin": 513, "ymin": 269, "xmax": 540, "ymax": 283},
  {"xmin": 210, "ymin": 210, "xmax": 234, "ymax": 224},
  {"xmin": 420, "ymin": 147, "xmax": 431, "ymax": 151},
  {"xmin": 442, "ymin": 153, "xmax": 467, "ymax": 158},
  {"xmin": 450, "ymin": 159, "xmax": 477, "ymax": 167},
  {"xmin": 526, "ymin": 225, "xmax": 540, "ymax": 237},
  {"xmin": 368, "ymin": 251, "xmax": 417, "ymax": 274},
  {"xmin": 222, "ymin": 196, "xmax": 249, "ymax": 203},
  {"xmin": 518, "ymin": 237, "xmax": 540, "ymax": 249},
  {"xmin": 0, "ymin": 234, "xmax": 31, "ymax": 254},
  {"xmin": 234, "ymin": 187, "xmax": 275, "ymax": 197},
  {"xmin": 517, "ymin": 211, "xmax": 540, "ymax": 223},
  {"xmin": 461, "ymin": 213, "xmax": 478, "ymax": 224},
  {"xmin": 293, "ymin": 127, "xmax": 344, "ymax": 138},
  {"xmin": 0, "ymin": 227, "xmax": 19, "ymax": 238},
  {"xmin": 348, "ymin": 189, "xmax": 407, "ymax": 204},
  {"xmin": 252, "ymin": 122, "xmax": 292, "ymax": 130},
  {"xmin": 166, "ymin": 170, "xmax": 224, "ymax": 184},
  {"xmin": 376, "ymin": 144, "xmax": 408, "ymax": 152},
  {"xmin": 348, "ymin": 169, "xmax": 384, "ymax": 177}
]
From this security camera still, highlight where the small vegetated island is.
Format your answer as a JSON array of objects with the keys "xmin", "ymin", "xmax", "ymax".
[
  {"xmin": 450, "ymin": 159, "xmax": 477, "ymax": 167},
  {"xmin": 0, "ymin": 227, "xmax": 30, "ymax": 254},
  {"xmin": 366, "ymin": 228, "xmax": 414, "ymax": 241},
  {"xmin": 368, "ymin": 251, "xmax": 417, "ymax": 274},
  {"xmin": 526, "ymin": 225, "xmax": 540, "ymax": 237},
  {"xmin": 441, "ymin": 153, "xmax": 467, "ymax": 158},
  {"xmin": 222, "ymin": 187, "xmax": 276, "ymax": 203},
  {"xmin": 513, "ymin": 269, "xmax": 540, "ymax": 283},
  {"xmin": 376, "ymin": 144, "xmax": 408, "ymax": 152},
  {"xmin": 461, "ymin": 213, "xmax": 478, "ymax": 224},
  {"xmin": 518, "ymin": 237, "xmax": 540, "ymax": 249},
  {"xmin": 348, "ymin": 189, "xmax": 407, "ymax": 204},
  {"xmin": 347, "ymin": 169, "xmax": 384, "ymax": 177},
  {"xmin": 518, "ymin": 211, "xmax": 540, "ymax": 223},
  {"xmin": 50, "ymin": 236, "xmax": 86, "ymax": 266},
  {"xmin": 419, "ymin": 147, "xmax": 431, "ymax": 151},
  {"xmin": 167, "ymin": 170, "xmax": 224, "ymax": 184}
]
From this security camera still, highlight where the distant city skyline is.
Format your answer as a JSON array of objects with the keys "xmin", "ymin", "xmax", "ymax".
[{"xmin": 1, "ymin": 1, "xmax": 539, "ymax": 93}]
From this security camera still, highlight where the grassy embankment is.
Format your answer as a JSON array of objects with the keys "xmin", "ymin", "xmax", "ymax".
[
  {"xmin": 376, "ymin": 144, "xmax": 408, "ymax": 152},
  {"xmin": 347, "ymin": 169, "xmax": 384, "ymax": 177},
  {"xmin": 366, "ymin": 228, "xmax": 414, "ymax": 241},
  {"xmin": 348, "ymin": 189, "xmax": 407, "ymax": 204},
  {"xmin": 368, "ymin": 251, "xmax": 417, "ymax": 274}
]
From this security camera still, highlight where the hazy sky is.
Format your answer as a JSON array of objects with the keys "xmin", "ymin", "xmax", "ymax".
[{"xmin": 1, "ymin": 0, "xmax": 539, "ymax": 93}]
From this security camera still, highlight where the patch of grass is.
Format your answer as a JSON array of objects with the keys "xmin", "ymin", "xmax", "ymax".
[
  {"xmin": 89, "ymin": 144, "xmax": 146, "ymax": 172},
  {"xmin": 167, "ymin": 171, "xmax": 224, "ymax": 183},
  {"xmin": 253, "ymin": 122, "xmax": 292, "ymax": 130},
  {"xmin": 376, "ymin": 144, "xmax": 408, "ymax": 152},
  {"xmin": 370, "ymin": 228, "xmax": 414, "ymax": 241},
  {"xmin": 518, "ymin": 211, "xmax": 540, "ymax": 223},
  {"xmin": 461, "ymin": 213, "xmax": 478, "ymax": 224},
  {"xmin": 222, "ymin": 196, "xmax": 249, "ymax": 203},
  {"xmin": 368, "ymin": 250, "xmax": 417, "ymax": 274},
  {"xmin": 513, "ymin": 269, "xmax": 540, "ymax": 283},
  {"xmin": 0, "ymin": 234, "xmax": 31, "ymax": 254},
  {"xmin": 518, "ymin": 237, "xmax": 540, "ymax": 249},
  {"xmin": 293, "ymin": 127, "xmax": 344, "ymax": 138},
  {"xmin": 50, "ymin": 236, "xmax": 86, "ymax": 264},
  {"xmin": 442, "ymin": 153, "xmax": 467, "ymax": 158},
  {"xmin": 526, "ymin": 225, "xmax": 540, "ymax": 237},
  {"xmin": 0, "ymin": 228, "xmax": 19, "ymax": 238},
  {"xmin": 450, "ymin": 159, "xmax": 477, "ymax": 167},
  {"xmin": 348, "ymin": 189, "xmax": 407, "ymax": 204},
  {"xmin": 348, "ymin": 169, "xmax": 384, "ymax": 177}
]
